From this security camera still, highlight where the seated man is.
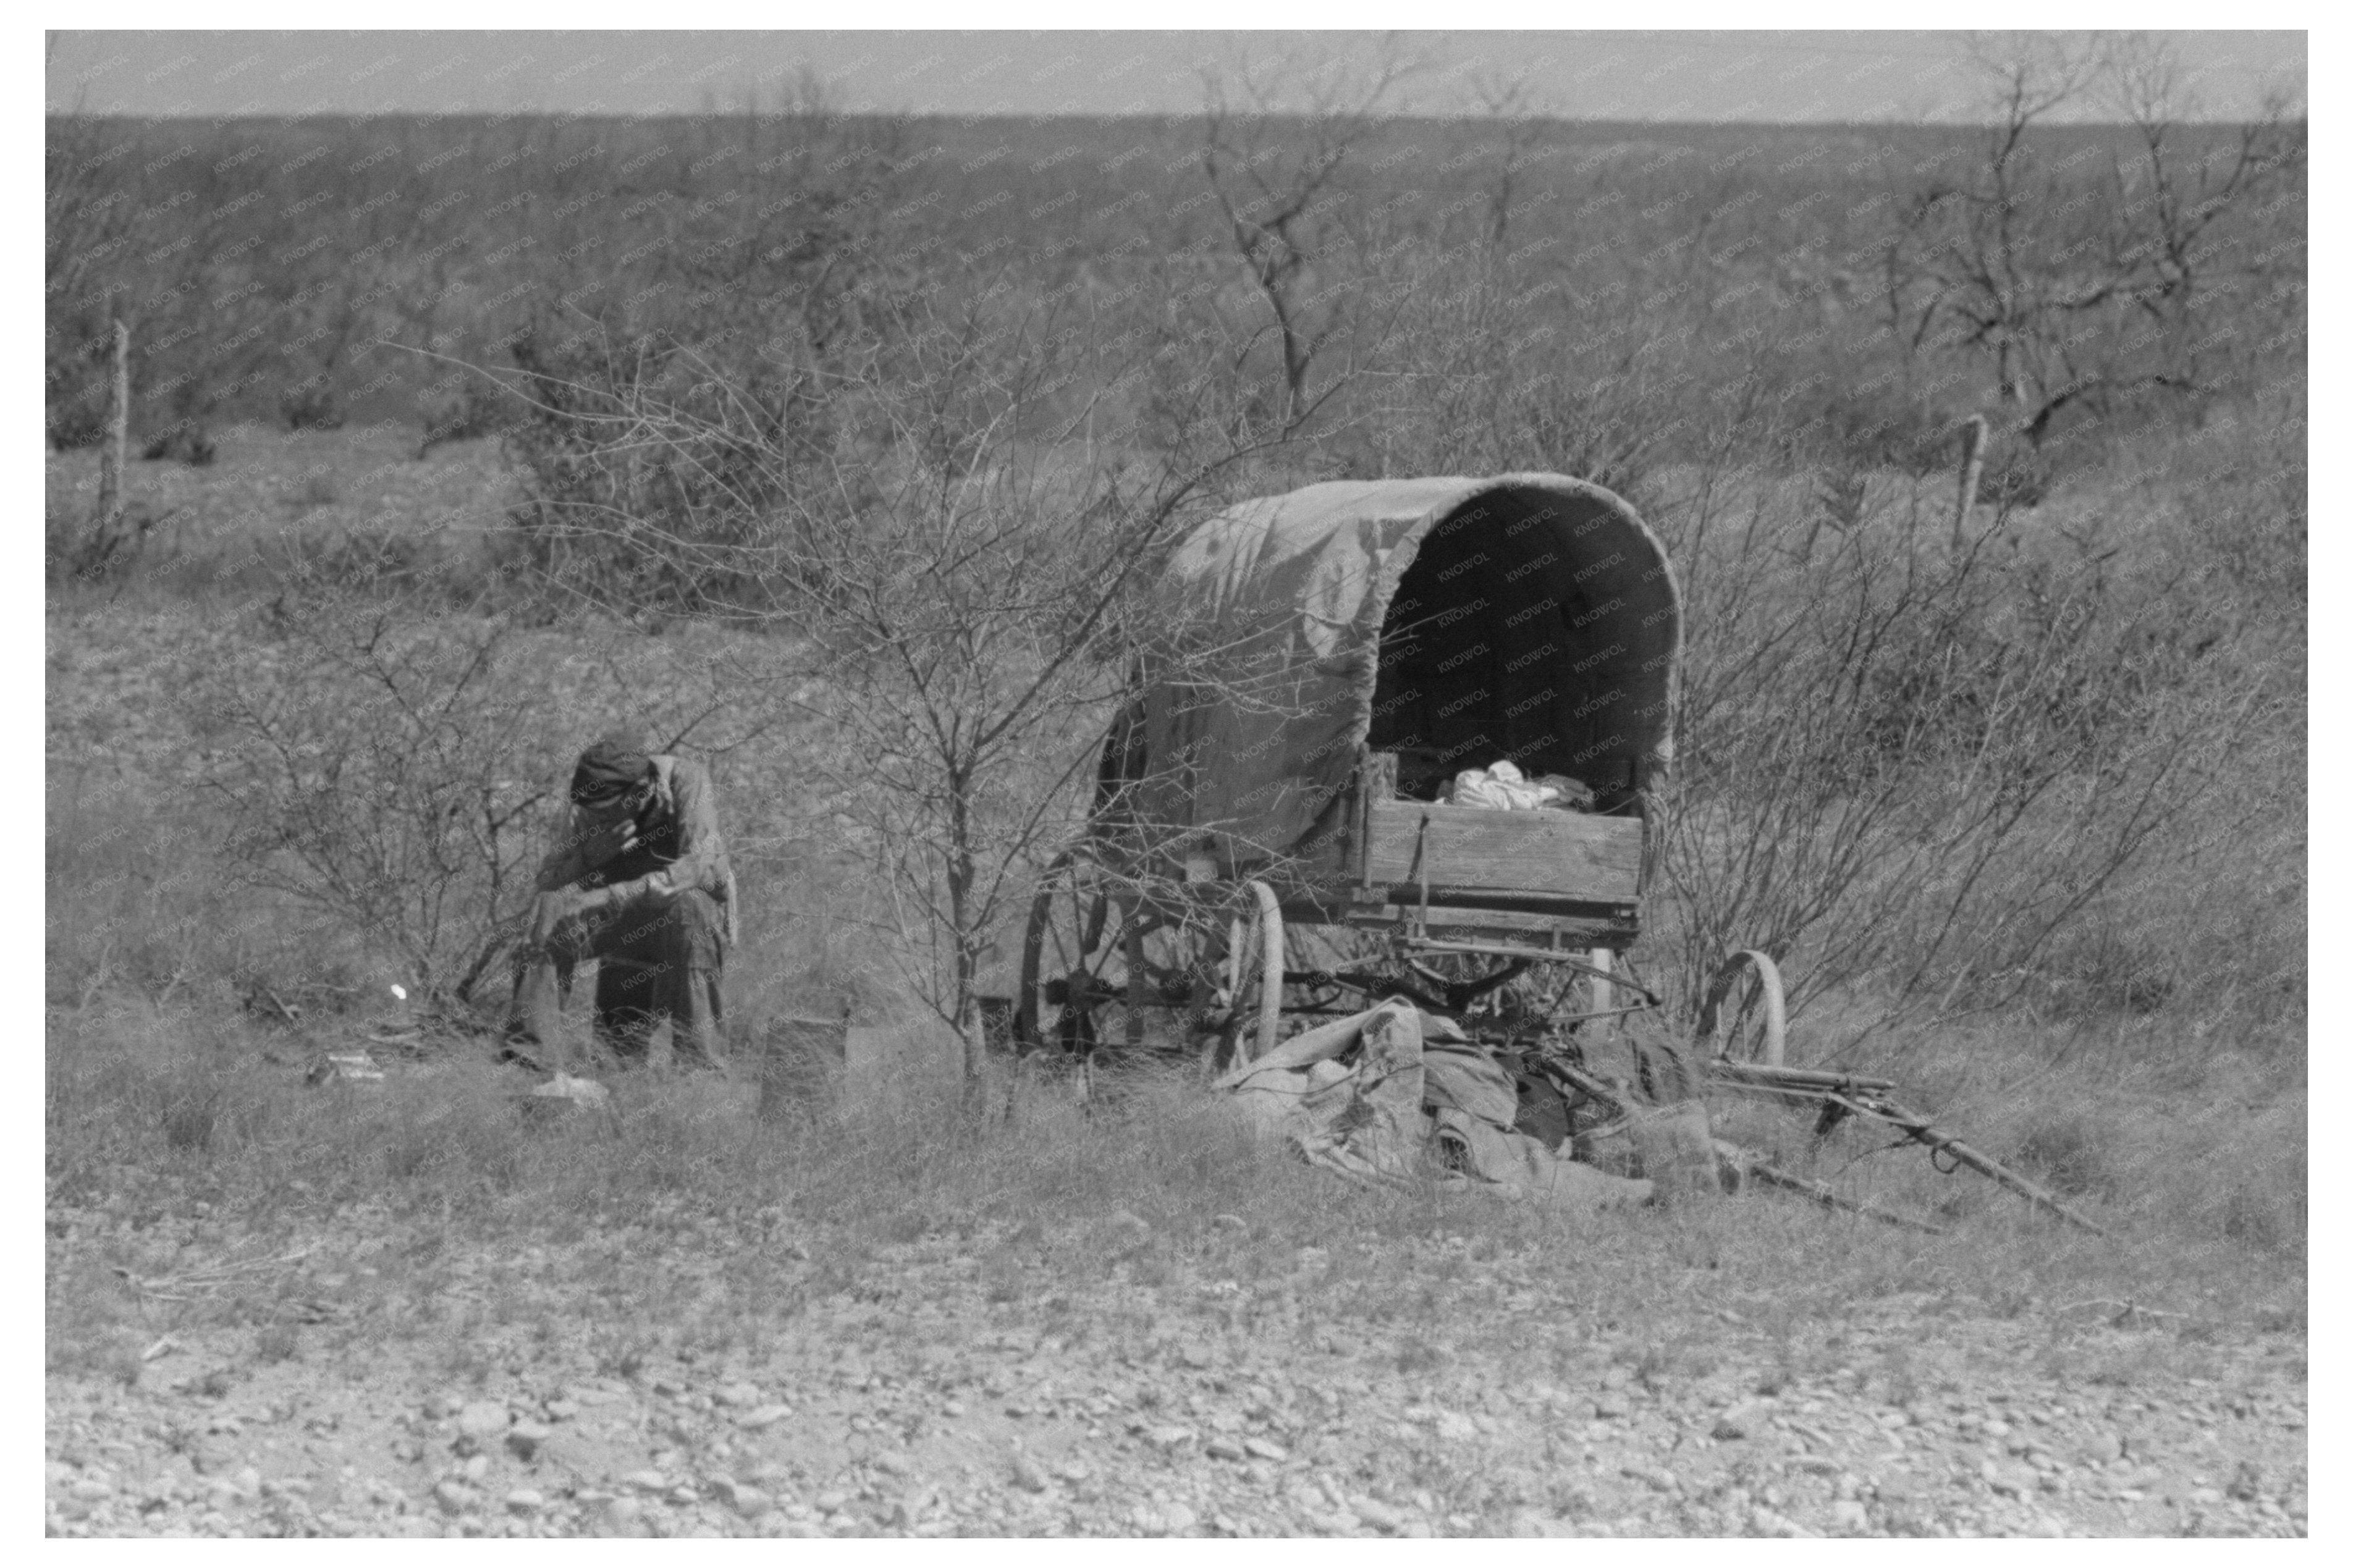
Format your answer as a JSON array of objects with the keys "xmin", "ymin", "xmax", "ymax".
[{"xmin": 505, "ymin": 727, "xmax": 736, "ymax": 1071}]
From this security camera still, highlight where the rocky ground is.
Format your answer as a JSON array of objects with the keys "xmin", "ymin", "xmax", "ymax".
[{"xmin": 45, "ymin": 1213, "xmax": 2308, "ymax": 1539}]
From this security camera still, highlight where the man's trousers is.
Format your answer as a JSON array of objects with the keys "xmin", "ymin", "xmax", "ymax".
[{"xmin": 507, "ymin": 888, "xmax": 725, "ymax": 1071}]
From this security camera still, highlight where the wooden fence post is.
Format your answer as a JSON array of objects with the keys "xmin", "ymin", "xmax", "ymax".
[
  {"xmin": 1953, "ymin": 413, "xmax": 1987, "ymax": 552},
  {"xmin": 96, "ymin": 318, "xmax": 129, "ymax": 528}
]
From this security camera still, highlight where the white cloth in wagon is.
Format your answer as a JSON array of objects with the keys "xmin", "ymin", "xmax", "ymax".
[
  {"xmin": 1215, "ymin": 998, "xmax": 1653, "ymax": 1212},
  {"xmin": 1444, "ymin": 758, "xmax": 1595, "ymax": 812}
]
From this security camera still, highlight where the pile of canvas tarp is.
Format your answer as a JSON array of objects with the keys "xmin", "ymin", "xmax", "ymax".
[{"xmin": 1215, "ymin": 998, "xmax": 1654, "ymax": 1212}]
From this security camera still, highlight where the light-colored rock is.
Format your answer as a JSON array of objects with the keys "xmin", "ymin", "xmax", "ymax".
[
  {"xmin": 1753, "ymin": 1506, "xmax": 1820, "ymax": 1538},
  {"xmin": 1243, "ymin": 1437, "xmax": 1288, "ymax": 1462},
  {"xmin": 1830, "ymin": 1499, "xmax": 1869, "ymax": 1533},
  {"xmin": 1985, "ymin": 1461, "xmax": 2037, "ymax": 1498},
  {"xmin": 712, "ymin": 1478, "xmax": 771, "ymax": 1518},
  {"xmin": 1104, "ymin": 1210, "xmax": 1152, "ymax": 1252},
  {"xmin": 1623, "ymin": 1463, "xmax": 1679, "ymax": 1494},
  {"xmin": 737, "ymin": 1404, "xmax": 793, "ymax": 1431},
  {"xmin": 457, "ymin": 1402, "xmax": 512, "ymax": 1441},
  {"xmin": 1715, "ymin": 1401, "xmax": 1767, "ymax": 1441},
  {"xmin": 1010, "ymin": 1454, "xmax": 1050, "ymax": 1493},
  {"xmin": 504, "ymin": 1489, "xmax": 543, "ymax": 1514}
]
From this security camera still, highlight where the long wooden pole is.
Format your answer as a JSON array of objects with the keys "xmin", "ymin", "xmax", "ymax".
[
  {"xmin": 1713, "ymin": 1140, "xmax": 1950, "ymax": 1235},
  {"xmin": 1823, "ymin": 1091, "xmax": 2111, "ymax": 1237}
]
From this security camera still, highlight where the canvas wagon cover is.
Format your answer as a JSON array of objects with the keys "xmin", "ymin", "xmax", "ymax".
[{"xmin": 1109, "ymin": 474, "xmax": 1681, "ymax": 872}]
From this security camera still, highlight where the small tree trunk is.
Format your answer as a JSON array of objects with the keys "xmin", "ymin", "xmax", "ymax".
[
  {"xmin": 956, "ymin": 940, "xmax": 986, "ymax": 1083},
  {"xmin": 946, "ymin": 775, "xmax": 988, "ymax": 1083},
  {"xmin": 1953, "ymin": 414, "xmax": 1988, "ymax": 552}
]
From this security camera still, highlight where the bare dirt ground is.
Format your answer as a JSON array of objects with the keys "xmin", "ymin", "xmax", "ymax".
[{"xmin": 44, "ymin": 1187, "xmax": 2307, "ymax": 1540}]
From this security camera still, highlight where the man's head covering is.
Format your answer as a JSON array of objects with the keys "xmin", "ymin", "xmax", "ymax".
[{"xmin": 570, "ymin": 727, "xmax": 657, "ymax": 806}]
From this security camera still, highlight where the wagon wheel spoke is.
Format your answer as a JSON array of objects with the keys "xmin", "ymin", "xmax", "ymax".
[{"xmin": 1078, "ymin": 889, "xmax": 1110, "ymax": 957}]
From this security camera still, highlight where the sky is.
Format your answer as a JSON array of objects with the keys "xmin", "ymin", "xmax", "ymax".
[{"xmin": 44, "ymin": 28, "xmax": 2307, "ymax": 123}]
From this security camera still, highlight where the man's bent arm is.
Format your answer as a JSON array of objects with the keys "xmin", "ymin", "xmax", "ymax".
[{"xmin": 594, "ymin": 759, "xmax": 727, "ymax": 911}]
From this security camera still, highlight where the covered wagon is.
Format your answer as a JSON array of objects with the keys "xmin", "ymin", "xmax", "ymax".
[{"xmin": 1016, "ymin": 473, "xmax": 1728, "ymax": 1063}]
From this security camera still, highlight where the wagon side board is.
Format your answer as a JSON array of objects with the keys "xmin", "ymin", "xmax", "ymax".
[{"xmin": 1359, "ymin": 799, "xmax": 1645, "ymax": 908}]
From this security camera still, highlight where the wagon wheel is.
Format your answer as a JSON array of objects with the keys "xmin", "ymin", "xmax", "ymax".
[
  {"xmin": 1698, "ymin": 948, "xmax": 1787, "ymax": 1067},
  {"xmin": 1018, "ymin": 855, "xmax": 1131, "ymax": 1055},
  {"xmin": 1219, "ymin": 881, "xmax": 1285, "ymax": 1065},
  {"xmin": 1018, "ymin": 857, "xmax": 1217, "ymax": 1055}
]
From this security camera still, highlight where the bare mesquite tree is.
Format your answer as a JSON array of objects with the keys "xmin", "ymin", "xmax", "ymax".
[
  {"xmin": 1888, "ymin": 32, "xmax": 2304, "ymax": 442},
  {"xmin": 1650, "ymin": 440, "xmax": 2275, "ymax": 1031},
  {"xmin": 1198, "ymin": 41, "xmax": 1421, "ymax": 436},
  {"xmin": 1468, "ymin": 69, "xmax": 1555, "ymax": 251},
  {"xmin": 203, "ymin": 589, "xmax": 576, "ymax": 1013}
]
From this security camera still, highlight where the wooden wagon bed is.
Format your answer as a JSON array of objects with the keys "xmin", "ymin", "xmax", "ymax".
[{"xmin": 1273, "ymin": 750, "xmax": 1645, "ymax": 951}]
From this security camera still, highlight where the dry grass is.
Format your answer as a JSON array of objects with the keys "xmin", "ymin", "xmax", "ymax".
[{"xmin": 46, "ymin": 975, "xmax": 2305, "ymax": 1401}]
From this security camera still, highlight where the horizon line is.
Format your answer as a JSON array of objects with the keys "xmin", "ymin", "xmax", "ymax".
[{"xmin": 44, "ymin": 107, "xmax": 2297, "ymax": 129}]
